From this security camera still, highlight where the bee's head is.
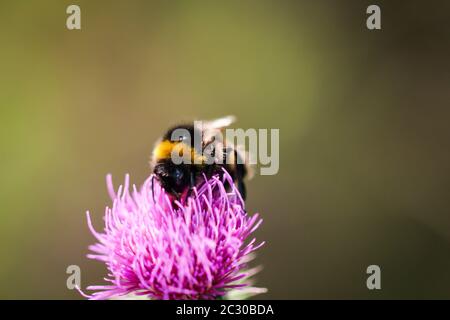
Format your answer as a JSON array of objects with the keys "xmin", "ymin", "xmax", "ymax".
[
  {"xmin": 162, "ymin": 124, "xmax": 197, "ymax": 144},
  {"xmin": 152, "ymin": 124, "xmax": 204, "ymax": 165},
  {"xmin": 153, "ymin": 162, "xmax": 189, "ymax": 196}
]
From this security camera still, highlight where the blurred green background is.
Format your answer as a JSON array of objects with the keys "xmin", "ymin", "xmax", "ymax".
[{"xmin": 1, "ymin": 0, "xmax": 450, "ymax": 299}]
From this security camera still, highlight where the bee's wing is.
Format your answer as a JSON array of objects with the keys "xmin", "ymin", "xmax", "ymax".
[
  {"xmin": 203, "ymin": 115, "xmax": 236, "ymax": 130},
  {"xmin": 201, "ymin": 115, "xmax": 236, "ymax": 146}
]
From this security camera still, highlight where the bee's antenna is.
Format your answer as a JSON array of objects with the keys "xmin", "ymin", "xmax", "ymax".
[{"xmin": 151, "ymin": 175, "xmax": 155, "ymax": 203}]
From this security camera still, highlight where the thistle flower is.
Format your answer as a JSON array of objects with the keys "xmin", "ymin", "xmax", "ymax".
[{"xmin": 83, "ymin": 170, "xmax": 265, "ymax": 300}]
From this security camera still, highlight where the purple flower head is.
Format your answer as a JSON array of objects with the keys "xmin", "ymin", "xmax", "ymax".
[{"xmin": 83, "ymin": 170, "xmax": 265, "ymax": 300}]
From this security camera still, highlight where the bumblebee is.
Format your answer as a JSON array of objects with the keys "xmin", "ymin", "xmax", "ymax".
[{"xmin": 150, "ymin": 116, "xmax": 250, "ymax": 201}]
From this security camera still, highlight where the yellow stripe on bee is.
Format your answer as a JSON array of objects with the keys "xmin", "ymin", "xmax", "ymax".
[
  {"xmin": 153, "ymin": 140, "xmax": 176, "ymax": 160},
  {"xmin": 153, "ymin": 140, "xmax": 206, "ymax": 163}
]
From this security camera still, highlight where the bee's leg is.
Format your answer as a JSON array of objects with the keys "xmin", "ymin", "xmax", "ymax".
[
  {"xmin": 234, "ymin": 149, "xmax": 247, "ymax": 201},
  {"xmin": 236, "ymin": 171, "xmax": 247, "ymax": 201},
  {"xmin": 187, "ymin": 170, "xmax": 196, "ymax": 198}
]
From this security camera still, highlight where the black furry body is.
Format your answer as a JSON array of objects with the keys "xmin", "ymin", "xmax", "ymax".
[{"xmin": 152, "ymin": 122, "xmax": 248, "ymax": 201}]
